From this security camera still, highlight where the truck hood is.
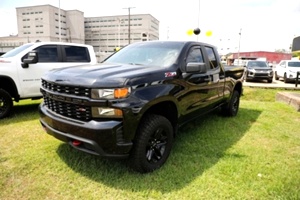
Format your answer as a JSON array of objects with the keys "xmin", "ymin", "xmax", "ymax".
[{"xmin": 42, "ymin": 63, "xmax": 177, "ymax": 87}]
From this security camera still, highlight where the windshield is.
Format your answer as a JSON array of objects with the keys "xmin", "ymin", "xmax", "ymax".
[
  {"xmin": 104, "ymin": 42, "xmax": 184, "ymax": 67},
  {"xmin": 288, "ymin": 62, "xmax": 300, "ymax": 67},
  {"xmin": 0, "ymin": 43, "xmax": 33, "ymax": 58},
  {"xmin": 247, "ymin": 61, "xmax": 268, "ymax": 67}
]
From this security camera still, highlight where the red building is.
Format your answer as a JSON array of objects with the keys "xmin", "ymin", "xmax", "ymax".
[{"xmin": 227, "ymin": 51, "xmax": 292, "ymax": 65}]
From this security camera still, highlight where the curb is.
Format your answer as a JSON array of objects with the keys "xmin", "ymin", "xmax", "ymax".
[{"xmin": 275, "ymin": 92, "xmax": 300, "ymax": 112}]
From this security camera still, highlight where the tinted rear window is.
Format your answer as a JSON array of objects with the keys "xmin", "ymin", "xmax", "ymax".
[{"xmin": 64, "ymin": 46, "xmax": 90, "ymax": 62}]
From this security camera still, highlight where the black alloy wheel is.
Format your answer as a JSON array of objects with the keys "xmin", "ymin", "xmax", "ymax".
[
  {"xmin": 221, "ymin": 90, "xmax": 240, "ymax": 117},
  {"xmin": 129, "ymin": 114, "xmax": 173, "ymax": 173}
]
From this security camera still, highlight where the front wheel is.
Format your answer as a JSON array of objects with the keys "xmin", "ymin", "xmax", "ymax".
[
  {"xmin": 267, "ymin": 78, "xmax": 273, "ymax": 83},
  {"xmin": 0, "ymin": 89, "xmax": 13, "ymax": 119},
  {"xmin": 129, "ymin": 114, "xmax": 174, "ymax": 173},
  {"xmin": 221, "ymin": 90, "xmax": 240, "ymax": 117}
]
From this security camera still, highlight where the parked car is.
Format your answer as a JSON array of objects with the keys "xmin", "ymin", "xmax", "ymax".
[
  {"xmin": 274, "ymin": 60, "xmax": 300, "ymax": 83},
  {"xmin": 244, "ymin": 60, "xmax": 273, "ymax": 83},
  {"xmin": 0, "ymin": 42, "xmax": 97, "ymax": 119}
]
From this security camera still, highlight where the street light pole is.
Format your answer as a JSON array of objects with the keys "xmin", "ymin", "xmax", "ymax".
[
  {"xmin": 237, "ymin": 28, "xmax": 242, "ymax": 65},
  {"xmin": 123, "ymin": 7, "xmax": 135, "ymax": 44},
  {"xmin": 117, "ymin": 18, "xmax": 123, "ymax": 47}
]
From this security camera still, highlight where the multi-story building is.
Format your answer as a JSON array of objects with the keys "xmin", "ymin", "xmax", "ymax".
[
  {"xmin": 85, "ymin": 14, "xmax": 159, "ymax": 53},
  {"xmin": 0, "ymin": 4, "xmax": 159, "ymax": 54},
  {"xmin": 16, "ymin": 5, "xmax": 84, "ymax": 44}
]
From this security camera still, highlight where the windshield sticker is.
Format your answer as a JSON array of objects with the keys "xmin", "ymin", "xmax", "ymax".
[{"xmin": 165, "ymin": 72, "xmax": 177, "ymax": 77}]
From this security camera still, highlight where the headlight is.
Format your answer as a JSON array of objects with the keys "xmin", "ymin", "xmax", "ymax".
[
  {"xmin": 91, "ymin": 87, "xmax": 131, "ymax": 99},
  {"xmin": 92, "ymin": 107, "xmax": 123, "ymax": 118}
]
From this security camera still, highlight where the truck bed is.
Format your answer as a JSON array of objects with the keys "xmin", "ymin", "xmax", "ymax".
[{"xmin": 224, "ymin": 65, "xmax": 245, "ymax": 80}]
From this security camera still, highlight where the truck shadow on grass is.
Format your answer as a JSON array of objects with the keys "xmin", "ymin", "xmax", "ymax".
[
  {"xmin": 56, "ymin": 107, "xmax": 261, "ymax": 193},
  {"xmin": 1, "ymin": 101, "xmax": 41, "ymax": 123}
]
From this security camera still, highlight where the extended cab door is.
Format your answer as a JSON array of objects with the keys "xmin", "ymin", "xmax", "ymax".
[
  {"xmin": 178, "ymin": 45, "xmax": 225, "ymax": 121},
  {"xmin": 18, "ymin": 45, "xmax": 92, "ymax": 98}
]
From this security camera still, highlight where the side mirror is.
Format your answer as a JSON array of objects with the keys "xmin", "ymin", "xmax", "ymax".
[
  {"xmin": 22, "ymin": 51, "xmax": 38, "ymax": 68},
  {"xmin": 186, "ymin": 62, "xmax": 207, "ymax": 74}
]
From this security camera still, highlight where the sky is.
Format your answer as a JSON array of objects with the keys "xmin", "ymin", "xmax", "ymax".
[{"xmin": 1, "ymin": 0, "xmax": 300, "ymax": 54}]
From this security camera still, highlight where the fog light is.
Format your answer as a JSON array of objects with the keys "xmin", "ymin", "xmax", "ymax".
[{"xmin": 92, "ymin": 107, "xmax": 123, "ymax": 118}]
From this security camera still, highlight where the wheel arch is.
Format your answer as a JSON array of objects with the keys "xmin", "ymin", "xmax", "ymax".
[
  {"xmin": 234, "ymin": 81, "xmax": 243, "ymax": 95},
  {"xmin": 140, "ymin": 100, "xmax": 178, "ymax": 135},
  {"xmin": 0, "ymin": 75, "xmax": 19, "ymax": 101}
]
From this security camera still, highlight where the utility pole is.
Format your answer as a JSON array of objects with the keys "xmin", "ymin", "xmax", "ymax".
[{"xmin": 123, "ymin": 7, "xmax": 135, "ymax": 44}]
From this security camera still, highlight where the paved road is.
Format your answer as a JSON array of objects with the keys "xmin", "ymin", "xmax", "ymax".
[{"xmin": 243, "ymin": 78, "xmax": 300, "ymax": 90}]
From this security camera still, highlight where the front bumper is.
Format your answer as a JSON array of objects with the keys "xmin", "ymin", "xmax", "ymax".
[
  {"xmin": 246, "ymin": 71, "xmax": 273, "ymax": 80},
  {"xmin": 287, "ymin": 72, "xmax": 300, "ymax": 80},
  {"xmin": 39, "ymin": 103, "xmax": 133, "ymax": 158}
]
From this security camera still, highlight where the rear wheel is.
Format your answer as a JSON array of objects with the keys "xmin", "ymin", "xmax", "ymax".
[
  {"xmin": 221, "ymin": 90, "xmax": 240, "ymax": 117},
  {"xmin": 275, "ymin": 72, "xmax": 279, "ymax": 80},
  {"xmin": 129, "ymin": 114, "xmax": 174, "ymax": 173},
  {"xmin": 0, "ymin": 89, "xmax": 13, "ymax": 119}
]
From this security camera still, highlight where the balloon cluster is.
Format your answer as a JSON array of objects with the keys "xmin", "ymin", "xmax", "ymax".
[{"xmin": 187, "ymin": 28, "xmax": 212, "ymax": 37}]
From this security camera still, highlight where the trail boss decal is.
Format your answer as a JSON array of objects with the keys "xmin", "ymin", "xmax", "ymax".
[{"xmin": 165, "ymin": 72, "xmax": 177, "ymax": 77}]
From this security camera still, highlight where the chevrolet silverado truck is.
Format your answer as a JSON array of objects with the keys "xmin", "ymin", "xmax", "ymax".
[
  {"xmin": 0, "ymin": 42, "xmax": 97, "ymax": 119},
  {"xmin": 39, "ymin": 41, "xmax": 244, "ymax": 173}
]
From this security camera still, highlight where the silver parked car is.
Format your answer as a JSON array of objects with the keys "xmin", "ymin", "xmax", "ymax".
[{"xmin": 244, "ymin": 60, "xmax": 273, "ymax": 83}]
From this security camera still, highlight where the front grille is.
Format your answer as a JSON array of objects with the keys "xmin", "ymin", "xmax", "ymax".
[
  {"xmin": 41, "ymin": 79, "xmax": 90, "ymax": 97},
  {"xmin": 44, "ymin": 96, "xmax": 92, "ymax": 121},
  {"xmin": 254, "ymin": 73, "xmax": 269, "ymax": 77}
]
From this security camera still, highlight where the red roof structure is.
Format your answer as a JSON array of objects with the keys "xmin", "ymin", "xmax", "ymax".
[{"xmin": 231, "ymin": 51, "xmax": 292, "ymax": 64}]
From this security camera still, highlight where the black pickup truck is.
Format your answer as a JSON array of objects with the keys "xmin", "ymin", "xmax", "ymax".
[{"xmin": 39, "ymin": 41, "xmax": 244, "ymax": 173}]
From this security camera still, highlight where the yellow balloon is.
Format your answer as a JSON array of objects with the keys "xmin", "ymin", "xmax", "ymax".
[
  {"xmin": 206, "ymin": 30, "xmax": 212, "ymax": 37},
  {"xmin": 187, "ymin": 29, "xmax": 194, "ymax": 36}
]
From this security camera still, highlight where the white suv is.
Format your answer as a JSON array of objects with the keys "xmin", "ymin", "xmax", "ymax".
[{"xmin": 274, "ymin": 60, "xmax": 300, "ymax": 83}]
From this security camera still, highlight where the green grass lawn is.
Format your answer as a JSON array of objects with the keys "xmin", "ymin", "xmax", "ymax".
[{"xmin": 0, "ymin": 88, "xmax": 299, "ymax": 200}]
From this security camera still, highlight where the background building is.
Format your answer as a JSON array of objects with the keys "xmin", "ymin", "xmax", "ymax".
[
  {"xmin": 225, "ymin": 51, "xmax": 292, "ymax": 66},
  {"xmin": 84, "ymin": 14, "xmax": 159, "ymax": 53},
  {"xmin": 16, "ymin": 5, "xmax": 84, "ymax": 43},
  {"xmin": 0, "ymin": 4, "xmax": 159, "ymax": 56}
]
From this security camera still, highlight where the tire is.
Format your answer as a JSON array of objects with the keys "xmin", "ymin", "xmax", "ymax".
[
  {"xmin": 284, "ymin": 73, "xmax": 288, "ymax": 83},
  {"xmin": 0, "ymin": 89, "xmax": 13, "ymax": 119},
  {"xmin": 221, "ymin": 90, "xmax": 240, "ymax": 117},
  {"xmin": 129, "ymin": 114, "xmax": 174, "ymax": 173},
  {"xmin": 267, "ymin": 78, "xmax": 273, "ymax": 83},
  {"xmin": 275, "ymin": 72, "xmax": 279, "ymax": 80}
]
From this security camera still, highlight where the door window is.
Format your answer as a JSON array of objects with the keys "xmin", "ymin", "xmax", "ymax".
[
  {"xmin": 64, "ymin": 46, "xmax": 90, "ymax": 62},
  {"xmin": 36, "ymin": 45, "xmax": 59, "ymax": 62},
  {"xmin": 186, "ymin": 48, "xmax": 204, "ymax": 63},
  {"xmin": 205, "ymin": 46, "xmax": 218, "ymax": 69}
]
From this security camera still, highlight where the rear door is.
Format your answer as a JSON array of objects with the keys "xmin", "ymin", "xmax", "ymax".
[{"xmin": 178, "ymin": 45, "xmax": 224, "ymax": 122}]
